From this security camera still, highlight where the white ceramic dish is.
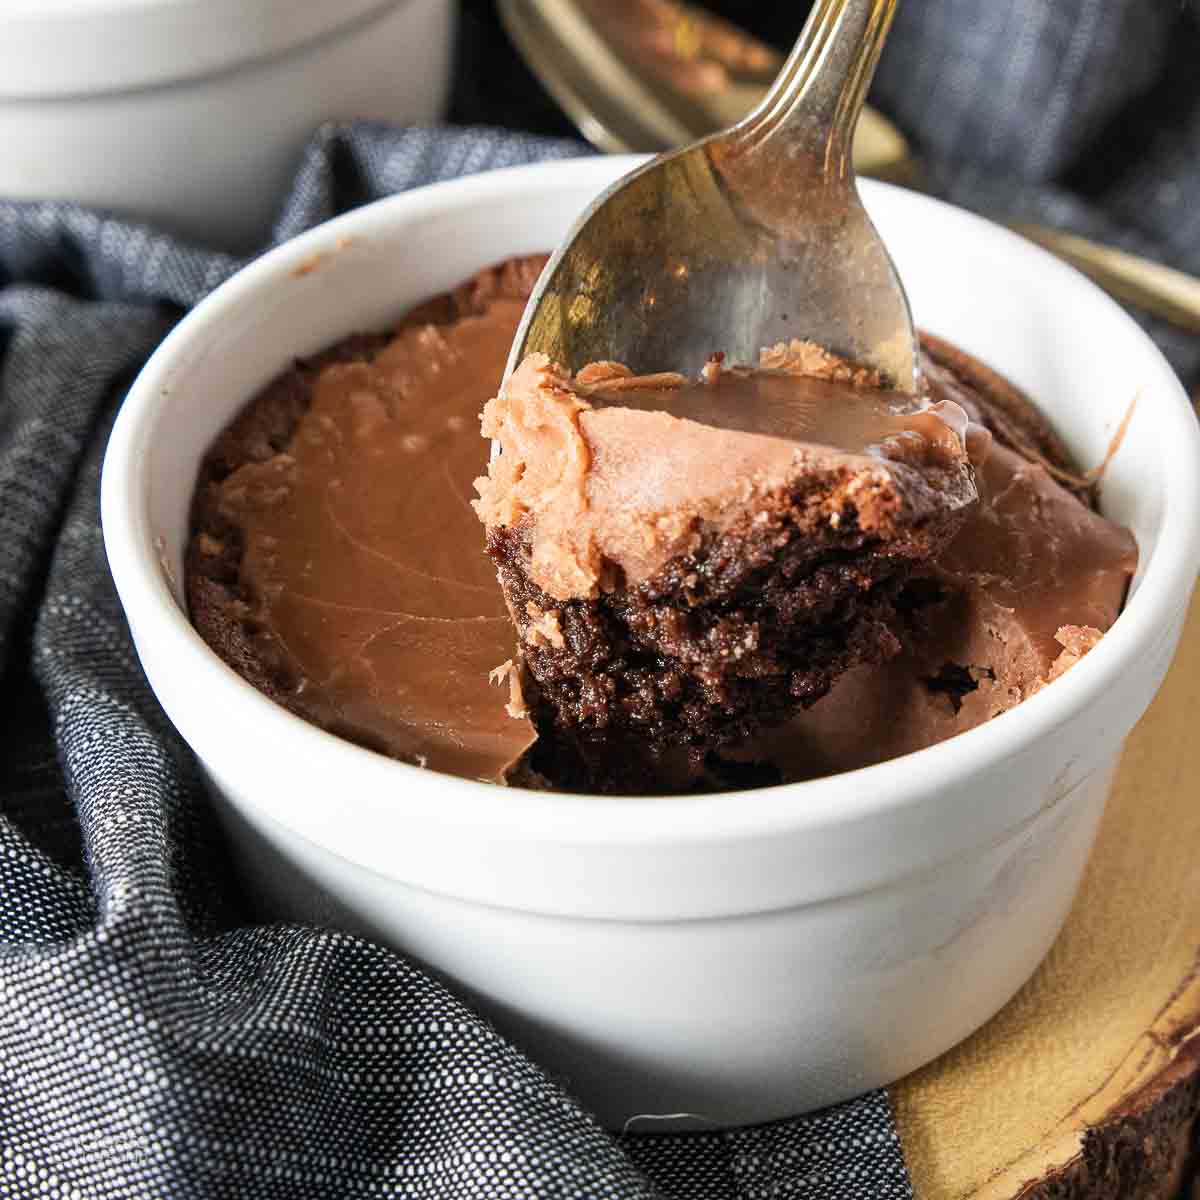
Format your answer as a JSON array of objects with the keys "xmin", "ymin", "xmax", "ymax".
[
  {"xmin": 102, "ymin": 156, "xmax": 1200, "ymax": 1129},
  {"xmin": 0, "ymin": 0, "xmax": 454, "ymax": 250}
]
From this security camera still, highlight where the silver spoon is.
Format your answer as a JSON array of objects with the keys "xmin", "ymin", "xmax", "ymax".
[
  {"xmin": 502, "ymin": 1, "xmax": 1200, "ymax": 343},
  {"xmin": 505, "ymin": 0, "xmax": 918, "ymax": 395}
]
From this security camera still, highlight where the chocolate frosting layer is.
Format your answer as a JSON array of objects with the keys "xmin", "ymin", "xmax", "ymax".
[
  {"xmin": 188, "ymin": 260, "xmax": 546, "ymax": 783},
  {"xmin": 731, "ymin": 389, "xmax": 1137, "ymax": 782},
  {"xmin": 474, "ymin": 345, "xmax": 976, "ymax": 602}
]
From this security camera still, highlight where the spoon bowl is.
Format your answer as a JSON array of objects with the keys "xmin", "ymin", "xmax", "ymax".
[
  {"xmin": 501, "ymin": 0, "xmax": 1200, "ymax": 341},
  {"xmin": 507, "ymin": 0, "xmax": 918, "ymax": 392}
]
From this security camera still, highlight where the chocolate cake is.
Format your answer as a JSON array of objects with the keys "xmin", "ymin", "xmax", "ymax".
[
  {"xmin": 729, "ymin": 338, "xmax": 1139, "ymax": 784},
  {"xmin": 187, "ymin": 257, "xmax": 547, "ymax": 783},
  {"xmin": 474, "ymin": 348, "xmax": 979, "ymax": 767},
  {"xmin": 187, "ymin": 256, "xmax": 1136, "ymax": 794}
]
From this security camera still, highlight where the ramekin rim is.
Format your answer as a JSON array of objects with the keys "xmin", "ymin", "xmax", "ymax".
[{"xmin": 101, "ymin": 155, "xmax": 1200, "ymax": 848}]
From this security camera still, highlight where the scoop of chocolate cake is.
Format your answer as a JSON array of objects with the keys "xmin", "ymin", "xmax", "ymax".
[{"xmin": 473, "ymin": 343, "xmax": 979, "ymax": 763}]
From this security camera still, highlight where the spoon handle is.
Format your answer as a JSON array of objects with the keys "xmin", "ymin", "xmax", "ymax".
[{"xmin": 735, "ymin": 0, "xmax": 899, "ymax": 174}]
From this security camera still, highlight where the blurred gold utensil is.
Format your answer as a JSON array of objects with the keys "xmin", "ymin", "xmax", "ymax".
[
  {"xmin": 1010, "ymin": 225, "xmax": 1200, "ymax": 337},
  {"xmin": 500, "ymin": 0, "xmax": 1200, "ymax": 336},
  {"xmin": 499, "ymin": 0, "xmax": 913, "ymax": 180}
]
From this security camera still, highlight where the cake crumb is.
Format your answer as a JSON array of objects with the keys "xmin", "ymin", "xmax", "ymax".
[
  {"xmin": 292, "ymin": 253, "xmax": 325, "ymax": 278},
  {"xmin": 576, "ymin": 361, "xmax": 632, "ymax": 386},
  {"xmin": 1043, "ymin": 624, "xmax": 1104, "ymax": 685},
  {"xmin": 524, "ymin": 602, "xmax": 565, "ymax": 649},
  {"xmin": 581, "ymin": 370, "xmax": 689, "ymax": 394},
  {"xmin": 701, "ymin": 353, "xmax": 725, "ymax": 385},
  {"xmin": 759, "ymin": 338, "xmax": 883, "ymax": 387},
  {"xmin": 489, "ymin": 659, "xmax": 530, "ymax": 719}
]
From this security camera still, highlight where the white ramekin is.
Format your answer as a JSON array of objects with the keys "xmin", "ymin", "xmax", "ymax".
[
  {"xmin": 0, "ymin": 0, "xmax": 455, "ymax": 250},
  {"xmin": 102, "ymin": 156, "xmax": 1200, "ymax": 1129}
]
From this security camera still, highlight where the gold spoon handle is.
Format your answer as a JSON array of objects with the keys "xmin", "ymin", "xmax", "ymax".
[
  {"xmin": 1011, "ymin": 224, "xmax": 1200, "ymax": 337},
  {"xmin": 734, "ymin": 0, "xmax": 899, "ymax": 173}
]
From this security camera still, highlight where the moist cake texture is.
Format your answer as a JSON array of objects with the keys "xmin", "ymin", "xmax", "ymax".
[
  {"xmin": 475, "ymin": 348, "xmax": 978, "ymax": 759},
  {"xmin": 732, "ymin": 337, "xmax": 1138, "ymax": 782},
  {"xmin": 187, "ymin": 257, "xmax": 1137, "ymax": 793}
]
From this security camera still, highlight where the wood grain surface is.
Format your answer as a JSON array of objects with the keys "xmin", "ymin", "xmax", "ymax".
[{"xmin": 894, "ymin": 588, "xmax": 1200, "ymax": 1198}]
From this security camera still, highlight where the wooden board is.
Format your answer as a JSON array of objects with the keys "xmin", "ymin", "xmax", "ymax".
[{"xmin": 894, "ymin": 588, "xmax": 1200, "ymax": 1197}]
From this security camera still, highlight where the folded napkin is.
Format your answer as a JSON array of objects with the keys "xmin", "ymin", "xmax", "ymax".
[{"xmin": 0, "ymin": 124, "xmax": 912, "ymax": 1200}]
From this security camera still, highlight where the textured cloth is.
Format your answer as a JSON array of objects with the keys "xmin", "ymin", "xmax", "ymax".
[
  {"xmin": 0, "ymin": 125, "xmax": 912, "ymax": 1199},
  {"xmin": 872, "ymin": 0, "xmax": 1200, "ymax": 388}
]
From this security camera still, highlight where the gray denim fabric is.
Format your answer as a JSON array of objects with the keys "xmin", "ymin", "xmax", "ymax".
[{"xmin": 0, "ymin": 124, "xmax": 912, "ymax": 1200}]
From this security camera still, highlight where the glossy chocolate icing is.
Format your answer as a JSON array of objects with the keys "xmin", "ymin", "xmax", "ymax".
[
  {"xmin": 189, "ymin": 266, "xmax": 541, "ymax": 783},
  {"xmin": 730, "ymin": 389, "xmax": 1137, "ymax": 783},
  {"xmin": 474, "ymin": 346, "xmax": 975, "ymax": 603}
]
